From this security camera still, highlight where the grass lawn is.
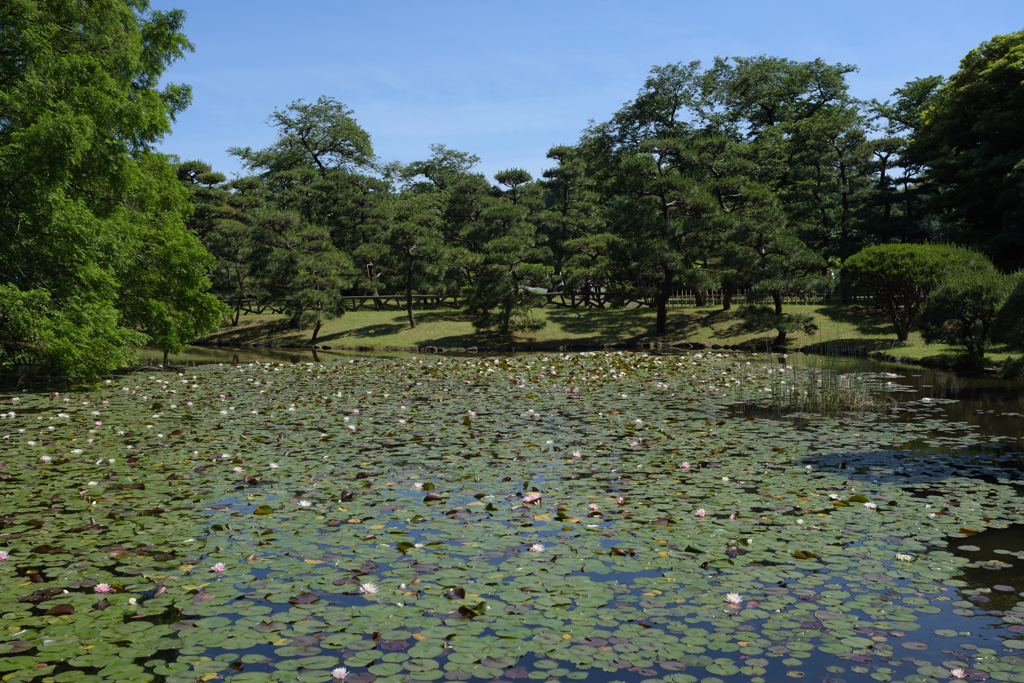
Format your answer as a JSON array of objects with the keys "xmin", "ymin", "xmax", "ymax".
[{"xmin": 199, "ymin": 302, "xmax": 1017, "ymax": 368}]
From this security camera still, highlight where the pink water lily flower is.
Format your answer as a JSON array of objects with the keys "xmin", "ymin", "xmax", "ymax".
[
  {"xmin": 523, "ymin": 492, "xmax": 542, "ymax": 504},
  {"xmin": 682, "ymin": 462, "xmax": 690, "ymax": 469},
  {"xmin": 696, "ymin": 508, "xmax": 707, "ymax": 518},
  {"xmin": 726, "ymin": 593, "xmax": 742, "ymax": 605},
  {"xmin": 211, "ymin": 562, "xmax": 226, "ymax": 574},
  {"xmin": 588, "ymin": 504, "xmax": 599, "ymax": 511},
  {"xmin": 94, "ymin": 583, "xmax": 113, "ymax": 594},
  {"xmin": 0, "ymin": 550, "xmax": 9, "ymax": 561},
  {"xmin": 332, "ymin": 668, "xmax": 349, "ymax": 681}
]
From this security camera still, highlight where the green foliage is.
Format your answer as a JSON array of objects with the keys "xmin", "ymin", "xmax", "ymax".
[
  {"xmin": 252, "ymin": 207, "xmax": 352, "ymax": 342},
  {"xmin": 909, "ymin": 29, "xmax": 1024, "ymax": 269},
  {"xmin": 221, "ymin": 98, "xmax": 392, "ymax": 341},
  {"xmin": 228, "ymin": 96, "xmax": 374, "ymax": 177},
  {"xmin": 0, "ymin": 0, "xmax": 221, "ymax": 380},
  {"xmin": 539, "ymin": 145, "xmax": 607, "ymax": 304},
  {"xmin": 992, "ymin": 271, "xmax": 1024, "ymax": 349},
  {"xmin": 118, "ymin": 156, "xmax": 226, "ymax": 355},
  {"xmin": 842, "ymin": 244, "xmax": 974, "ymax": 342},
  {"xmin": 917, "ymin": 258, "xmax": 1010, "ymax": 364},
  {"xmin": 464, "ymin": 180, "xmax": 552, "ymax": 336},
  {"xmin": 178, "ymin": 162, "xmax": 265, "ymax": 326},
  {"xmin": 710, "ymin": 56, "xmax": 875, "ymax": 260},
  {"xmin": 383, "ymin": 192, "xmax": 448, "ymax": 328},
  {"xmin": 999, "ymin": 355, "xmax": 1024, "ymax": 380},
  {"xmin": 740, "ymin": 305, "xmax": 818, "ymax": 347},
  {"xmin": 401, "ymin": 144, "xmax": 481, "ymax": 193}
]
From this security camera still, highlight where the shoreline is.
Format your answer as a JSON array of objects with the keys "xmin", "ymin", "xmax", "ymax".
[{"xmin": 189, "ymin": 337, "xmax": 1001, "ymax": 374}]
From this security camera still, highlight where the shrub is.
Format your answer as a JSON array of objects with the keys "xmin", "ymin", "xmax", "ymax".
[
  {"xmin": 992, "ymin": 271, "xmax": 1024, "ymax": 349},
  {"xmin": 917, "ymin": 263, "xmax": 1011, "ymax": 365},
  {"xmin": 842, "ymin": 244, "xmax": 991, "ymax": 341}
]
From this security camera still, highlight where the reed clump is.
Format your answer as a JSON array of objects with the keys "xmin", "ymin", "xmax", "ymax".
[{"xmin": 736, "ymin": 355, "xmax": 889, "ymax": 418}]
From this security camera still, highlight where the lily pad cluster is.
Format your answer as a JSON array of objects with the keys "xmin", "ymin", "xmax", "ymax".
[{"xmin": 1, "ymin": 352, "xmax": 1024, "ymax": 683}]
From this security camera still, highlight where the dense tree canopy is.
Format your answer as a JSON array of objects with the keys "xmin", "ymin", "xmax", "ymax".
[
  {"xmin": 909, "ymin": 29, "xmax": 1024, "ymax": 269},
  {"xmin": 8, "ymin": 11, "xmax": 1024, "ymax": 371},
  {"xmin": 0, "ymin": 0, "xmax": 222, "ymax": 380}
]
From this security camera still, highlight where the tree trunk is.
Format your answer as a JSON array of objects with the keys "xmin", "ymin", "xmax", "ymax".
[
  {"xmin": 406, "ymin": 266, "xmax": 416, "ymax": 329},
  {"xmin": 310, "ymin": 305, "xmax": 322, "ymax": 342},
  {"xmin": 162, "ymin": 349, "xmax": 169, "ymax": 367},
  {"xmin": 772, "ymin": 292, "xmax": 784, "ymax": 316},
  {"xmin": 722, "ymin": 285, "xmax": 736, "ymax": 311},
  {"xmin": 655, "ymin": 274, "xmax": 673, "ymax": 335},
  {"xmin": 694, "ymin": 289, "xmax": 706, "ymax": 307},
  {"xmin": 774, "ymin": 328, "xmax": 787, "ymax": 346}
]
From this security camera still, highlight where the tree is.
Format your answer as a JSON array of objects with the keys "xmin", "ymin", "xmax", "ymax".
[
  {"xmin": 538, "ymin": 145, "xmax": 607, "ymax": 306},
  {"xmin": 861, "ymin": 76, "xmax": 945, "ymax": 245},
  {"xmin": 1, "ymin": 0, "xmax": 221, "ymax": 380},
  {"xmin": 228, "ymin": 96, "xmax": 374, "ymax": 177},
  {"xmin": 842, "ymin": 244, "xmax": 979, "ymax": 342},
  {"xmin": 464, "ymin": 171, "xmax": 551, "ymax": 335},
  {"xmin": 402, "ymin": 144, "xmax": 481, "ymax": 193},
  {"xmin": 712, "ymin": 56, "xmax": 875, "ymax": 260},
  {"xmin": 384, "ymin": 192, "xmax": 447, "ymax": 328},
  {"xmin": 251, "ymin": 206, "xmax": 351, "ymax": 342},
  {"xmin": 721, "ymin": 186, "xmax": 828, "ymax": 345},
  {"xmin": 908, "ymin": 29, "xmax": 1024, "ymax": 269},
  {"xmin": 178, "ymin": 161, "xmax": 258, "ymax": 326},
  {"xmin": 118, "ymin": 156, "xmax": 225, "ymax": 364},
  {"xmin": 226, "ymin": 98, "xmax": 388, "ymax": 339},
  {"xmin": 917, "ymin": 261, "xmax": 1012, "ymax": 365},
  {"xmin": 583, "ymin": 63, "xmax": 727, "ymax": 333},
  {"xmin": 608, "ymin": 139, "xmax": 721, "ymax": 333}
]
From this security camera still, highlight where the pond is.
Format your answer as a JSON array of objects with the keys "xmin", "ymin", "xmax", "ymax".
[{"xmin": 1, "ymin": 351, "xmax": 1023, "ymax": 683}]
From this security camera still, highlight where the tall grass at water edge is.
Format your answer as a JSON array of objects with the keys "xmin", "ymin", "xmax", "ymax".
[{"xmin": 733, "ymin": 352, "xmax": 892, "ymax": 418}]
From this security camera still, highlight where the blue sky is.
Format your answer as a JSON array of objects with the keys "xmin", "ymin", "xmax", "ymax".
[{"xmin": 151, "ymin": 0, "xmax": 1024, "ymax": 184}]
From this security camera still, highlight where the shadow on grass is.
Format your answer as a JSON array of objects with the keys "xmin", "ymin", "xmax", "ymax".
[
  {"xmin": 205, "ymin": 318, "xmax": 300, "ymax": 344},
  {"xmin": 317, "ymin": 310, "xmax": 480, "ymax": 347},
  {"xmin": 319, "ymin": 322, "xmax": 408, "ymax": 342},
  {"xmin": 694, "ymin": 309, "xmax": 769, "ymax": 341},
  {"xmin": 801, "ymin": 337, "xmax": 905, "ymax": 356},
  {"xmin": 545, "ymin": 307, "xmax": 656, "ymax": 344},
  {"xmin": 409, "ymin": 310, "xmax": 475, "ymax": 325},
  {"xmin": 814, "ymin": 305, "xmax": 894, "ymax": 336}
]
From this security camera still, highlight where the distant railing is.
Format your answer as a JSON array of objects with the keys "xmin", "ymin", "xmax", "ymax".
[{"xmin": 670, "ymin": 290, "xmax": 865, "ymax": 306}]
